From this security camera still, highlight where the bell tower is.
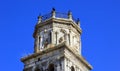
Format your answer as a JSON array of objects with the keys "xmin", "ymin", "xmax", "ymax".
[{"xmin": 21, "ymin": 8, "xmax": 92, "ymax": 71}]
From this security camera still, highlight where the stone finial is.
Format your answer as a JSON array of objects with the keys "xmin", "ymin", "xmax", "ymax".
[
  {"xmin": 77, "ymin": 18, "xmax": 80, "ymax": 27},
  {"xmin": 68, "ymin": 10, "xmax": 72, "ymax": 20},
  {"xmin": 52, "ymin": 8, "xmax": 55, "ymax": 11},
  {"xmin": 52, "ymin": 8, "xmax": 56, "ymax": 18},
  {"xmin": 37, "ymin": 15, "xmax": 42, "ymax": 24},
  {"xmin": 68, "ymin": 10, "xmax": 72, "ymax": 15}
]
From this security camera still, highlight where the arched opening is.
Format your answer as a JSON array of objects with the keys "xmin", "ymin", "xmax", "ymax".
[
  {"xmin": 49, "ymin": 31, "xmax": 52, "ymax": 43},
  {"xmin": 71, "ymin": 66, "xmax": 75, "ymax": 71},
  {"xmin": 39, "ymin": 36, "xmax": 41, "ymax": 50},
  {"xmin": 48, "ymin": 64, "xmax": 54, "ymax": 71}
]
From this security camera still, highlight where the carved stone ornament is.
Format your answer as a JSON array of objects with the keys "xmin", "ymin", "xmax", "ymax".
[{"xmin": 59, "ymin": 37, "xmax": 64, "ymax": 43}]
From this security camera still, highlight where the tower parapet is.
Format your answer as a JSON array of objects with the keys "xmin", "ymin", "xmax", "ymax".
[
  {"xmin": 33, "ymin": 9, "xmax": 82, "ymax": 54},
  {"xmin": 37, "ymin": 8, "xmax": 80, "ymax": 25}
]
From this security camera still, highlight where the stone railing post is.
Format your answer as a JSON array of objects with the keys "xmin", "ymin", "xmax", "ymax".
[
  {"xmin": 77, "ymin": 18, "xmax": 80, "ymax": 27},
  {"xmin": 37, "ymin": 16, "xmax": 42, "ymax": 24},
  {"xmin": 68, "ymin": 10, "xmax": 72, "ymax": 20},
  {"xmin": 52, "ymin": 8, "xmax": 56, "ymax": 18}
]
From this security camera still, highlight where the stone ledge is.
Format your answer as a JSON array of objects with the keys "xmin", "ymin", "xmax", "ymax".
[
  {"xmin": 21, "ymin": 42, "xmax": 66, "ymax": 62},
  {"xmin": 21, "ymin": 42, "xmax": 92, "ymax": 70}
]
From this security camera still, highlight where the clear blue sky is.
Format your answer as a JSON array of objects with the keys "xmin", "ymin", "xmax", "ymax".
[{"xmin": 0, "ymin": 0, "xmax": 120, "ymax": 71}]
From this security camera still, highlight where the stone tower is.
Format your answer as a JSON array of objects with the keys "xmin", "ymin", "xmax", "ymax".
[{"xmin": 21, "ymin": 9, "xmax": 92, "ymax": 71}]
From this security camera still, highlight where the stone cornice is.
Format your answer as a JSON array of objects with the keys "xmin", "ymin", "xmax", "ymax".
[
  {"xmin": 21, "ymin": 42, "xmax": 66, "ymax": 62},
  {"xmin": 21, "ymin": 42, "xmax": 92, "ymax": 70},
  {"xmin": 33, "ymin": 18, "xmax": 82, "ymax": 38},
  {"xmin": 64, "ymin": 44, "xmax": 93, "ymax": 70}
]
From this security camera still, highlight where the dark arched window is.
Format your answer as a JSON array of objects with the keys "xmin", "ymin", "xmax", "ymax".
[
  {"xmin": 71, "ymin": 66, "xmax": 75, "ymax": 71},
  {"xmin": 48, "ymin": 64, "xmax": 54, "ymax": 71},
  {"xmin": 49, "ymin": 31, "xmax": 51, "ymax": 43}
]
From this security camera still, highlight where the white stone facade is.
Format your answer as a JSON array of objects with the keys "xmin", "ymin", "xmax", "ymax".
[
  {"xmin": 34, "ymin": 21, "xmax": 81, "ymax": 54},
  {"xmin": 21, "ymin": 9, "xmax": 92, "ymax": 71}
]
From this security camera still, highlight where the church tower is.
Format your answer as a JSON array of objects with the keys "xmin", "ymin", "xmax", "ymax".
[{"xmin": 21, "ymin": 9, "xmax": 92, "ymax": 71}]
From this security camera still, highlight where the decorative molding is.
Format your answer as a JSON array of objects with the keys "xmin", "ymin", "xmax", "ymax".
[{"xmin": 21, "ymin": 42, "xmax": 92, "ymax": 70}]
